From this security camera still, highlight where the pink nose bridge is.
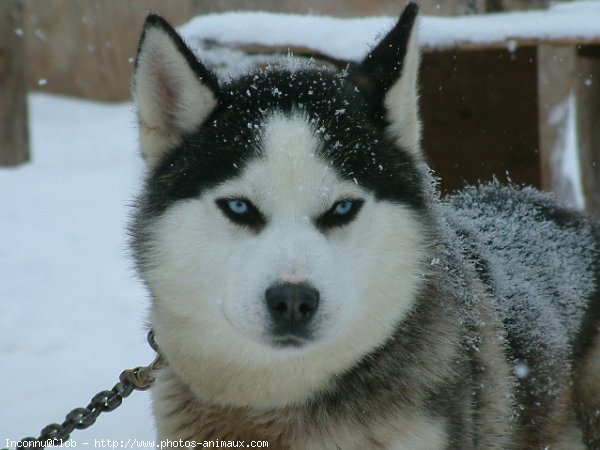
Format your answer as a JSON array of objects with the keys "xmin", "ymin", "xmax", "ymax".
[{"xmin": 279, "ymin": 274, "xmax": 308, "ymax": 284}]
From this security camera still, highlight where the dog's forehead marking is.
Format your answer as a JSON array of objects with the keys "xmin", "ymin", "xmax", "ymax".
[
  {"xmin": 260, "ymin": 112, "xmax": 333, "ymax": 192},
  {"xmin": 261, "ymin": 113, "xmax": 319, "ymax": 162},
  {"xmin": 239, "ymin": 113, "xmax": 356, "ymax": 211}
]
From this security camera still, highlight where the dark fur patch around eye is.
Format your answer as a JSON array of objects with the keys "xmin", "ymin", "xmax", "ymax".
[
  {"xmin": 216, "ymin": 198, "xmax": 266, "ymax": 231},
  {"xmin": 315, "ymin": 199, "xmax": 365, "ymax": 231}
]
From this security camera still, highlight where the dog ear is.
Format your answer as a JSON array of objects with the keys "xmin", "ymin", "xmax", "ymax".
[
  {"xmin": 357, "ymin": 3, "xmax": 421, "ymax": 157},
  {"xmin": 133, "ymin": 15, "xmax": 219, "ymax": 168}
]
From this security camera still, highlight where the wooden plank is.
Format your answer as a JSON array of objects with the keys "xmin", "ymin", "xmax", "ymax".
[
  {"xmin": 424, "ymin": 37, "xmax": 600, "ymax": 52},
  {"xmin": 177, "ymin": 6, "xmax": 600, "ymax": 61},
  {"xmin": 204, "ymin": 36, "xmax": 600, "ymax": 60},
  {"xmin": 576, "ymin": 45, "xmax": 600, "ymax": 215},
  {"xmin": 201, "ymin": 36, "xmax": 600, "ymax": 66},
  {"xmin": 0, "ymin": 0, "xmax": 29, "ymax": 166}
]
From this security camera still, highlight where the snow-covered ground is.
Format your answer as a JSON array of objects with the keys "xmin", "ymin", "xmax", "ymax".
[{"xmin": 0, "ymin": 95, "xmax": 156, "ymax": 443}]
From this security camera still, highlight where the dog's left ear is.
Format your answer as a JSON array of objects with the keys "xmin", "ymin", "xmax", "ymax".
[
  {"xmin": 133, "ymin": 15, "xmax": 219, "ymax": 168},
  {"xmin": 357, "ymin": 3, "xmax": 421, "ymax": 157}
]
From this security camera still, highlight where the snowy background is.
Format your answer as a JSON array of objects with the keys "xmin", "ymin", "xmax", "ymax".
[{"xmin": 0, "ymin": 95, "xmax": 155, "ymax": 441}]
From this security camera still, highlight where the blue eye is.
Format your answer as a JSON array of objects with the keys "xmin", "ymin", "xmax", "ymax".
[
  {"xmin": 228, "ymin": 200, "xmax": 248, "ymax": 215},
  {"xmin": 315, "ymin": 198, "xmax": 365, "ymax": 231},
  {"xmin": 216, "ymin": 197, "xmax": 266, "ymax": 230},
  {"xmin": 334, "ymin": 200, "xmax": 353, "ymax": 215}
]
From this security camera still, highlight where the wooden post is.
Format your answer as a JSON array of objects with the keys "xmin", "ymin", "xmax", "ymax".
[
  {"xmin": 538, "ymin": 45, "xmax": 600, "ymax": 213},
  {"xmin": 537, "ymin": 45, "xmax": 580, "ymax": 207},
  {"xmin": 576, "ymin": 46, "xmax": 600, "ymax": 216},
  {"xmin": 0, "ymin": 0, "xmax": 29, "ymax": 166}
]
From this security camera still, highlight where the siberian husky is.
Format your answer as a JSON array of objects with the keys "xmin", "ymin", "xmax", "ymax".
[{"xmin": 130, "ymin": 3, "xmax": 600, "ymax": 448}]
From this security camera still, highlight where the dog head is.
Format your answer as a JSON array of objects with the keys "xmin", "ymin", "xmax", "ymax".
[{"xmin": 132, "ymin": 3, "xmax": 431, "ymax": 407}]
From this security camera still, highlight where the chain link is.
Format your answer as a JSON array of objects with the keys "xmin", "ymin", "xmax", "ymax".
[{"xmin": 2, "ymin": 331, "xmax": 165, "ymax": 450}]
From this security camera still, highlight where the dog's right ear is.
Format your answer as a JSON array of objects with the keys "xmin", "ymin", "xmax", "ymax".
[
  {"xmin": 133, "ymin": 15, "xmax": 219, "ymax": 168},
  {"xmin": 354, "ymin": 3, "xmax": 421, "ymax": 157}
]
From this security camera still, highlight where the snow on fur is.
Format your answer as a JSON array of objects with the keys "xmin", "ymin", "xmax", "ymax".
[{"xmin": 442, "ymin": 182, "xmax": 596, "ymax": 395}]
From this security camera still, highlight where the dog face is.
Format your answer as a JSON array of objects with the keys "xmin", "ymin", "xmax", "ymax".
[{"xmin": 132, "ymin": 4, "xmax": 431, "ymax": 407}]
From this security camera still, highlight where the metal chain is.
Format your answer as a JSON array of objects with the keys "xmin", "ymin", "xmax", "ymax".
[{"xmin": 2, "ymin": 331, "xmax": 166, "ymax": 450}]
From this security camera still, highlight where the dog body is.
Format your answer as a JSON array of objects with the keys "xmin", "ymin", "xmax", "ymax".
[{"xmin": 131, "ymin": 5, "xmax": 600, "ymax": 448}]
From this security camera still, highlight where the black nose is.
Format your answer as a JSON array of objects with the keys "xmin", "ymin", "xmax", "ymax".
[{"xmin": 265, "ymin": 283, "xmax": 319, "ymax": 338}]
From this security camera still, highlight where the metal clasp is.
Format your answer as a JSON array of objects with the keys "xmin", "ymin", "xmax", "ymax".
[{"xmin": 119, "ymin": 330, "xmax": 166, "ymax": 391}]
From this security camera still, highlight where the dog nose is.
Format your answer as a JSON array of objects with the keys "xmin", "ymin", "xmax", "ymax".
[{"xmin": 265, "ymin": 283, "xmax": 319, "ymax": 337}]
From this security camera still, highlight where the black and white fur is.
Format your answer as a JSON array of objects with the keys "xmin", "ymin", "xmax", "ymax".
[{"xmin": 130, "ymin": 4, "xmax": 600, "ymax": 448}]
